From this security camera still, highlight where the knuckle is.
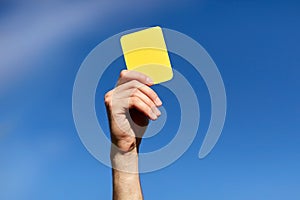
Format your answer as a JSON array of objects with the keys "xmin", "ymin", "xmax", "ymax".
[
  {"xmin": 138, "ymin": 83, "xmax": 147, "ymax": 90},
  {"xmin": 131, "ymin": 88, "xmax": 139, "ymax": 97},
  {"xmin": 129, "ymin": 80, "xmax": 142, "ymax": 89},
  {"xmin": 131, "ymin": 79, "xmax": 139, "ymax": 86},
  {"xmin": 143, "ymin": 96, "xmax": 152, "ymax": 105},
  {"xmin": 148, "ymin": 89, "xmax": 158, "ymax": 100},
  {"xmin": 153, "ymin": 93, "xmax": 158, "ymax": 100},
  {"xmin": 104, "ymin": 91, "xmax": 112, "ymax": 105},
  {"xmin": 146, "ymin": 107, "xmax": 153, "ymax": 115},
  {"xmin": 149, "ymin": 99, "xmax": 155, "ymax": 107},
  {"xmin": 130, "ymin": 96, "xmax": 137, "ymax": 104},
  {"xmin": 133, "ymin": 96, "xmax": 140, "ymax": 104},
  {"xmin": 130, "ymin": 96, "xmax": 139, "ymax": 107}
]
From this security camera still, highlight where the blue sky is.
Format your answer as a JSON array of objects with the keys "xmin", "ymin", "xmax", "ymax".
[{"xmin": 1, "ymin": 0, "xmax": 300, "ymax": 199}]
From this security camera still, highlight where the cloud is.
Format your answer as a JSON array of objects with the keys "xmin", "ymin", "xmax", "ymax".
[
  {"xmin": 0, "ymin": 1, "xmax": 106, "ymax": 93},
  {"xmin": 0, "ymin": 0, "xmax": 178, "ymax": 94}
]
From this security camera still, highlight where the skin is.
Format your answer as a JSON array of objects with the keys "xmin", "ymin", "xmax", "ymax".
[{"xmin": 105, "ymin": 70, "xmax": 162, "ymax": 200}]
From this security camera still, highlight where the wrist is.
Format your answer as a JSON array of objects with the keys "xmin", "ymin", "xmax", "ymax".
[
  {"xmin": 110, "ymin": 145, "xmax": 139, "ymax": 173},
  {"xmin": 110, "ymin": 136, "xmax": 142, "ymax": 153}
]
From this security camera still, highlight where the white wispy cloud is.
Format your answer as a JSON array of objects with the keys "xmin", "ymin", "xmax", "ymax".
[
  {"xmin": 0, "ymin": 0, "xmax": 181, "ymax": 93},
  {"xmin": 0, "ymin": 1, "xmax": 189, "ymax": 198}
]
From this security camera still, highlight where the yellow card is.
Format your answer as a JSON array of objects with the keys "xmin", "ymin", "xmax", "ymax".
[{"xmin": 120, "ymin": 26, "xmax": 173, "ymax": 84}]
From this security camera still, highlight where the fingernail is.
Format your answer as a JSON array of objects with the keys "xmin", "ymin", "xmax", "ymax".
[
  {"xmin": 150, "ymin": 112, "xmax": 157, "ymax": 120},
  {"xmin": 152, "ymin": 106, "xmax": 161, "ymax": 116},
  {"xmin": 155, "ymin": 97, "xmax": 162, "ymax": 106},
  {"xmin": 146, "ymin": 77, "xmax": 154, "ymax": 85}
]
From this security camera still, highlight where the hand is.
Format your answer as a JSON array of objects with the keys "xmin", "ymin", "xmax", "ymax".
[{"xmin": 105, "ymin": 70, "xmax": 162, "ymax": 153}]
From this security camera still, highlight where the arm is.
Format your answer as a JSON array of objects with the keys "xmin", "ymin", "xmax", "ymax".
[
  {"xmin": 110, "ymin": 147, "xmax": 142, "ymax": 200},
  {"xmin": 105, "ymin": 70, "xmax": 162, "ymax": 200}
]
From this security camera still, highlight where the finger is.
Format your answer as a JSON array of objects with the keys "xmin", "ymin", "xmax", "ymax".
[
  {"xmin": 128, "ymin": 96, "xmax": 158, "ymax": 120},
  {"xmin": 115, "ymin": 80, "xmax": 162, "ymax": 107},
  {"xmin": 104, "ymin": 90, "xmax": 114, "ymax": 107},
  {"xmin": 109, "ymin": 86, "xmax": 161, "ymax": 116},
  {"xmin": 131, "ymin": 89, "xmax": 161, "ymax": 116},
  {"xmin": 117, "ymin": 70, "xmax": 153, "ymax": 86},
  {"xmin": 137, "ymin": 84, "xmax": 162, "ymax": 107}
]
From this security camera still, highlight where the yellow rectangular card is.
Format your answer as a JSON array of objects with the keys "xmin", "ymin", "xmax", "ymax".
[{"xmin": 120, "ymin": 26, "xmax": 173, "ymax": 84}]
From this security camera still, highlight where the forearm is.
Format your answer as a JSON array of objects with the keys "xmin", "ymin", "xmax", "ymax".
[
  {"xmin": 106, "ymin": 70, "xmax": 161, "ymax": 200},
  {"xmin": 111, "ymin": 147, "xmax": 143, "ymax": 200}
]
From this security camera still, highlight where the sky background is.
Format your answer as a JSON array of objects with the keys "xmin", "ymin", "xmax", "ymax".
[{"xmin": 1, "ymin": 0, "xmax": 300, "ymax": 199}]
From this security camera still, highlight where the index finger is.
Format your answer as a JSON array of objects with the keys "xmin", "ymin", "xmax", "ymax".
[{"xmin": 116, "ymin": 70, "xmax": 153, "ymax": 86}]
